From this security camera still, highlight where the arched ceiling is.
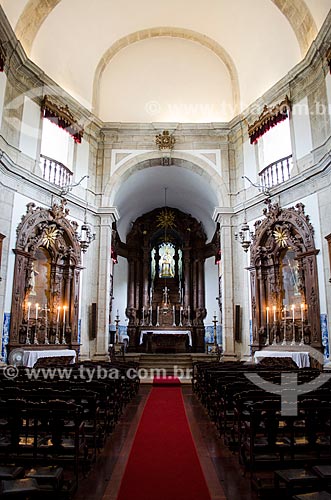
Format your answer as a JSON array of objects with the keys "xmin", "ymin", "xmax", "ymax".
[
  {"xmin": 112, "ymin": 165, "xmax": 219, "ymax": 242},
  {"xmin": 0, "ymin": 0, "xmax": 330, "ymax": 122}
]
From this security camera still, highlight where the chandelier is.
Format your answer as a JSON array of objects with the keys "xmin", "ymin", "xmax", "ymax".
[
  {"xmin": 235, "ymin": 211, "xmax": 253, "ymax": 252},
  {"xmin": 79, "ymin": 208, "xmax": 95, "ymax": 253}
]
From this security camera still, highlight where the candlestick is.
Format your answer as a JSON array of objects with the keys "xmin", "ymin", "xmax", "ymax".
[
  {"xmin": 273, "ymin": 305, "xmax": 276, "ymax": 323},
  {"xmin": 282, "ymin": 305, "xmax": 287, "ymax": 345},
  {"xmin": 265, "ymin": 307, "xmax": 269, "ymax": 345},
  {"xmin": 26, "ymin": 302, "xmax": 31, "ymax": 345},
  {"xmin": 44, "ymin": 304, "xmax": 49, "ymax": 344},
  {"xmin": 156, "ymin": 306, "xmax": 160, "ymax": 327},
  {"xmin": 149, "ymin": 305, "xmax": 153, "ymax": 326},
  {"xmin": 300, "ymin": 303, "xmax": 305, "ymax": 345},
  {"xmin": 62, "ymin": 305, "xmax": 67, "ymax": 344},
  {"xmin": 142, "ymin": 307, "xmax": 145, "ymax": 326},
  {"xmin": 57, "ymin": 306, "xmax": 60, "ymax": 323},
  {"xmin": 172, "ymin": 305, "xmax": 176, "ymax": 326},
  {"xmin": 300, "ymin": 303, "xmax": 304, "ymax": 322}
]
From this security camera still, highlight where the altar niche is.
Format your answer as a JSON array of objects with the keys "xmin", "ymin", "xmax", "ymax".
[
  {"xmin": 122, "ymin": 207, "xmax": 209, "ymax": 352},
  {"xmin": 249, "ymin": 200, "xmax": 322, "ymax": 354},
  {"xmin": 8, "ymin": 200, "xmax": 82, "ymax": 357}
]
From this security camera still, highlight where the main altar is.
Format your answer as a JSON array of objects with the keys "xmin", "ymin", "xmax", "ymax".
[{"xmin": 115, "ymin": 205, "xmax": 217, "ymax": 353}]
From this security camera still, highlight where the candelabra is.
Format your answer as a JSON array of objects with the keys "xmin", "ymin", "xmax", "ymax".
[
  {"xmin": 114, "ymin": 312, "xmax": 120, "ymax": 344},
  {"xmin": 43, "ymin": 305, "xmax": 50, "ymax": 344},
  {"xmin": 210, "ymin": 314, "xmax": 218, "ymax": 354}
]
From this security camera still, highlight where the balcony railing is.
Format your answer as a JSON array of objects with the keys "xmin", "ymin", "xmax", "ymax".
[
  {"xmin": 259, "ymin": 154, "xmax": 293, "ymax": 188},
  {"xmin": 40, "ymin": 154, "xmax": 73, "ymax": 188}
]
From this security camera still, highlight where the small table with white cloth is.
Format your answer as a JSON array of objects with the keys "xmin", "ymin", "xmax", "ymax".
[
  {"xmin": 22, "ymin": 349, "xmax": 77, "ymax": 368},
  {"xmin": 254, "ymin": 350, "xmax": 310, "ymax": 368}
]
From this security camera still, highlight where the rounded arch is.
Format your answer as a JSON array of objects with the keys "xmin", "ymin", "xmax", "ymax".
[
  {"xmin": 102, "ymin": 150, "xmax": 229, "ymax": 208},
  {"xmin": 271, "ymin": 0, "xmax": 317, "ymax": 56},
  {"xmin": 92, "ymin": 27, "xmax": 240, "ymax": 116},
  {"xmin": 15, "ymin": 0, "xmax": 61, "ymax": 56},
  {"xmin": 14, "ymin": 1, "xmax": 317, "ymax": 68}
]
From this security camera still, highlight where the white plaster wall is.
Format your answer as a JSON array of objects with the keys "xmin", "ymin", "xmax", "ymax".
[
  {"xmin": 99, "ymin": 37, "xmax": 233, "ymax": 122},
  {"xmin": 0, "ymin": 72, "xmax": 7, "ymax": 131},
  {"xmin": 75, "ymin": 139, "xmax": 89, "ymax": 188},
  {"xmin": 19, "ymin": 97, "xmax": 40, "ymax": 160},
  {"xmin": 112, "ymin": 256, "xmax": 128, "ymax": 328},
  {"xmin": 243, "ymin": 139, "xmax": 258, "ymax": 186},
  {"xmin": 292, "ymin": 97, "xmax": 313, "ymax": 160},
  {"xmin": 205, "ymin": 256, "xmax": 219, "ymax": 324}
]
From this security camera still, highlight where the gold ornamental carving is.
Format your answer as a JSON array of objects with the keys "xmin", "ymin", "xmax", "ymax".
[{"xmin": 155, "ymin": 130, "xmax": 176, "ymax": 151}]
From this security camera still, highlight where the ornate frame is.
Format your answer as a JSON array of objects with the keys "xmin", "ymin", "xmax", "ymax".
[
  {"xmin": 249, "ymin": 199, "xmax": 321, "ymax": 352},
  {"xmin": 9, "ymin": 200, "xmax": 82, "ymax": 355}
]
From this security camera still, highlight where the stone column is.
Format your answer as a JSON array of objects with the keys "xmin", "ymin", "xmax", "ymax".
[
  {"xmin": 95, "ymin": 210, "xmax": 118, "ymax": 359},
  {"xmin": 214, "ymin": 209, "xmax": 236, "ymax": 359}
]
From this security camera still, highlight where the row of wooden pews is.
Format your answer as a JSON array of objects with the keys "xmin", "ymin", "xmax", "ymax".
[
  {"xmin": 192, "ymin": 360, "xmax": 331, "ymax": 499},
  {"xmin": 0, "ymin": 359, "xmax": 140, "ymax": 498}
]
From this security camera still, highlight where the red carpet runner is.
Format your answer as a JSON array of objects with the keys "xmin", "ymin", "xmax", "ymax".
[{"xmin": 116, "ymin": 380, "xmax": 211, "ymax": 500}]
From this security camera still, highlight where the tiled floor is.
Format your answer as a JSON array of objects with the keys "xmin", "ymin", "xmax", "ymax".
[{"xmin": 73, "ymin": 385, "xmax": 259, "ymax": 500}]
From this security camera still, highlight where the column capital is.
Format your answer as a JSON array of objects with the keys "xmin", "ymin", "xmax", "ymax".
[
  {"xmin": 213, "ymin": 207, "xmax": 234, "ymax": 227},
  {"xmin": 98, "ymin": 207, "xmax": 120, "ymax": 226}
]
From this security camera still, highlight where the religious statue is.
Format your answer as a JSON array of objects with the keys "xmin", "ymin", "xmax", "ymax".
[
  {"xmin": 27, "ymin": 261, "xmax": 39, "ymax": 296},
  {"xmin": 159, "ymin": 247, "xmax": 174, "ymax": 277}
]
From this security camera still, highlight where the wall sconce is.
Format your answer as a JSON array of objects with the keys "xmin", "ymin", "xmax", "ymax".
[
  {"xmin": 79, "ymin": 209, "xmax": 95, "ymax": 253},
  {"xmin": 235, "ymin": 211, "xmax": 253, "ymax": 252}
]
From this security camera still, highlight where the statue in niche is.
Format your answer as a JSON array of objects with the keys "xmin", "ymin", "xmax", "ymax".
[
  {"xmin": 27, "ymin": 261, "xmax": 39, "ymax": 296},
  {"xmin": 159, "ymin": 243, "xmax": 175, "ymax": 278}
]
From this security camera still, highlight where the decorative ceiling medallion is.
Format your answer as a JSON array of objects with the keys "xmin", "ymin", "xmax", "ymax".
[
  {"xmin": 248, "ymin": 96, "xmax": 291, "ymax": 144},
  {"xmin": 40, "ymin": 225, "xmax": 60, "ymax": 248},
  {"xmin": 155, "ymin": 130, "xmax": 176, "ymax": 151},
  {"xmin": 273, "ymin": 227, "xmax": 288, "ymax": 247},
  {"xmin": 156, "ymin": 209, "xmax": 176, "ymax": 230}
]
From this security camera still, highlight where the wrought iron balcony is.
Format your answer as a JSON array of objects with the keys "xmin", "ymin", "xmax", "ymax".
[
  {"xmin": 40, "ymin": 154, "xmax": 73, "ymax": 188},
  {"xmin": 259, "ymin": 154, "xmax": 293, "ymax": 188}
]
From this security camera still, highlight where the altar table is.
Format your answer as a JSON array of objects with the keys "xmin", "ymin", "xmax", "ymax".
[
  {"xmin": 140, "ymin": 330, "xmax": 192, "ymax": 346},
  {"xmin": 23, "ymin": 349, "xmax": 77, "ymax": 368},
  {"xmin": 254, "ymin": 350, "xmax": 310, "ymax": 368}
]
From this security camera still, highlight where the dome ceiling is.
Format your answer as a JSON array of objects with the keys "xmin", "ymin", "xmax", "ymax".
[{"xmin": 0, "ymin": 0, "xmax": 330, "ymax": 123}]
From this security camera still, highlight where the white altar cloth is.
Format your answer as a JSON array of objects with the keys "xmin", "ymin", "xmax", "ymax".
[
  {"xmin": 254, "ymin": 350, "xmax": 310, "ymax": 368},
  {"xmin": 140, "ymin": 330, "xmax": 192, "ymax": 346},
  {"xmin": 23, "ymin": 349, "xmax": 77, "ymax": 368}
]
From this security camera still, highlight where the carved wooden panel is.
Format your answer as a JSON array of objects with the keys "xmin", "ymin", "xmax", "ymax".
[
  {"xmin": 8, "ymin": 200, "xmax": 83, "ymax": 356},
  {"xmin": 249, "ymin": 200, "xmax": 322, "ymax": 353}
]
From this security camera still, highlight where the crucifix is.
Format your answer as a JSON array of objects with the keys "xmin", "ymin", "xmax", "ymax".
[{"xmin": 163, "ymin": 286, "xmax": 169, "ymax": 305}]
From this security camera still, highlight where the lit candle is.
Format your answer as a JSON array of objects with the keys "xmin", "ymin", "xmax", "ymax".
[
  {"xmin": 292, "ymin": 304, "xmax": 295, "ymax": 322},
  {"xmin": 301, "ymin": 303, "xmax": 304, "ymax": 322},
  {"xmin": 35, "ymin": 303, "xmax": 39, "ymax": 320},
  {"xmin": 57, "ymin": 306, "xmax": 61, "ymax": 323},
  {"xmin": 266, "ymin": 306, "xmax": 269, "ymax": 324},
  {"xmin": 273, "ymin": 305, "xmax": 276, "ymax": 323},
  {"xmin": 27, "ymin": 302, "xmax": 31, "ymax": 322}
]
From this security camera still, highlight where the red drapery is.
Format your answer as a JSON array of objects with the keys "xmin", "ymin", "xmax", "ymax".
[
  {"xmin": 41, "ymin": 96, "xmax": 83, "ymax": 143},
  {"xmin": 248, "ymin": 96, "xmax": 291, "ymax": 144}
]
